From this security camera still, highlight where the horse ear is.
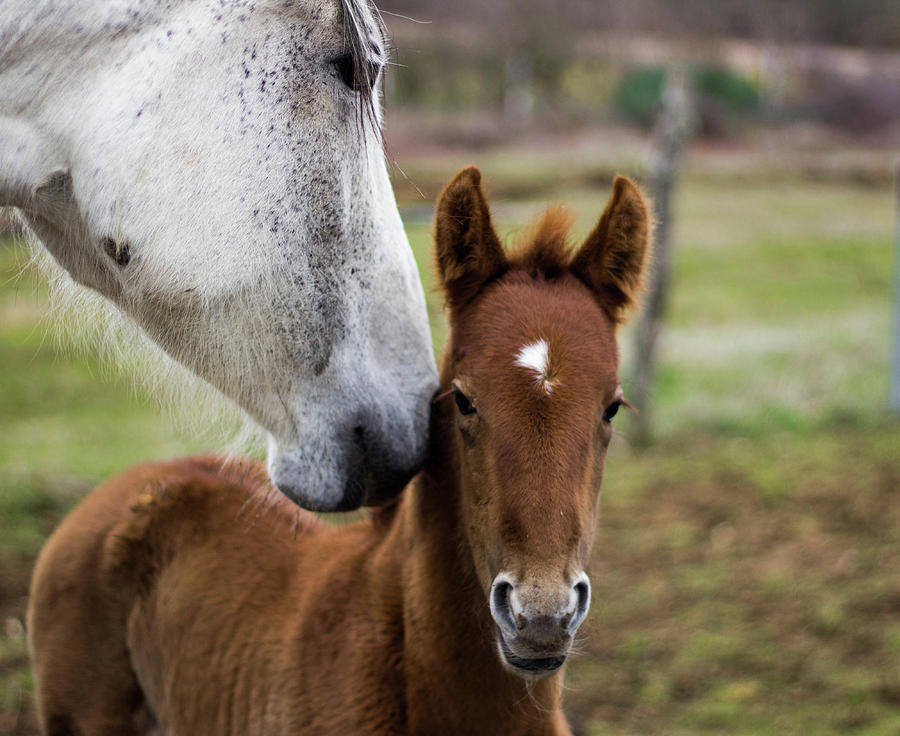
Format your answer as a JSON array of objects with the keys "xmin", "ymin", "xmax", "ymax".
[
  {"xmin": 570, "ymin": 176, "xmax": 651, "ymax": 323},
  {"xmin": 435, "ymin": 166, "xmax": 507, "ymax": 309}
]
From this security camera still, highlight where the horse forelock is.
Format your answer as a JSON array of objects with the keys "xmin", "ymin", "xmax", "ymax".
[
  {"xmin": 506, "ymin": 207, "xmax": 577, "ymax": 280},
  {"xmin": 339, "ymin": 0, "xmax": 387, "ymax": 136}
]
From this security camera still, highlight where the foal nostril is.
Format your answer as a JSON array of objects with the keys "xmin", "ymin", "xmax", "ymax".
[
  {"xmin": 490, "ymin": 577, "xmax": 518, "ymax": 636},
  {"xmin": 567, "ymin": 573, "xmax": 591, "ymax": 635}
]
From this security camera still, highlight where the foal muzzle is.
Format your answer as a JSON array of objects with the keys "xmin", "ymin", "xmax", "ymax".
[{"xmin": 489, "ymin": 571, "xmax": 591, "ymax": 679}]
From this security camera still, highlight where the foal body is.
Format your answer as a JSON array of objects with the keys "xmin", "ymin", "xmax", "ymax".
[
  {"xmin": 31, "ymin": 456, "xmax": 566, "ymax": 734},
  {"xmin": 29, "ymin": 168, "xmax": 650, "ymax": 735}
]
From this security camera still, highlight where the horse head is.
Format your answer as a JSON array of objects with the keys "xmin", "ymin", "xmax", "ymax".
[
  {"xmin": 0, "ymin": 0, "xmax": 438, "ymax": 511},
  {"xmin": 434, "ymin": 167, "xmax": 650, "ymax": 678}
]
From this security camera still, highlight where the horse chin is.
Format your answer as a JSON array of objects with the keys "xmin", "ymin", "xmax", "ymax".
[
  {"xmin": 267, "ymin": 460, "xmax": 361, "ymax": 513},
  {"xmin": 267, "ymin": 432, "xmax": 422, "ymax": 513},
  {"xmin": 356, "ymin": 463, "xmax": 420, "ymax": 507},
  {"xmin": 495, "ymin": 630, "xmax": 569, "ymax": 681}
]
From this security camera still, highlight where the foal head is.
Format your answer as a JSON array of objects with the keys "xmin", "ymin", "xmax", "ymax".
[{"xmin": 434, "ymin": 168, "xmax": 650, "ymax": 679}]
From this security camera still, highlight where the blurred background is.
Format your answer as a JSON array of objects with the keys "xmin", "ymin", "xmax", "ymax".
[{"xmin": 2, "ymin": 0, "xmax": 899, "ymax": 733}]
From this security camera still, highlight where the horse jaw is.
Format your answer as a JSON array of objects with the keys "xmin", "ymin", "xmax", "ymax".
[{"xmin": 0, "ymin": 0, "xmax": 438, "ymax": 511}]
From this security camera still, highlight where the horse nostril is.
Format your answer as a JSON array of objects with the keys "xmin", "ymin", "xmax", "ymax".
[
  {"xmin": 352, "ymin": 424, "xmax": 366, "ymax": 447},
  {"xmin": 568, "ymin": 574, "xmax": 591, "ymax": 635},
  {"xmin": 490, "ymin": 577, "xmax": 517, "ymax": 636},
  {"xmin": 574, "ymin": 579, "xmax": 589, "ymax": 605}
]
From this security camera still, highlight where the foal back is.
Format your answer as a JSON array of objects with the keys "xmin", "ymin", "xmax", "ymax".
[{"xmin": 28, "ymin": 456, "xmax": 401, "ymax": 735}]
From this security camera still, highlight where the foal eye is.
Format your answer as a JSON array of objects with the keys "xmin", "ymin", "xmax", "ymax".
[
  {"xmin": 453, "ymin": 388, "xmax": 477, "ymax": 416},
  {"xmin": 602, "ymin": 399, "xmax": 623, "ymax": 424}
]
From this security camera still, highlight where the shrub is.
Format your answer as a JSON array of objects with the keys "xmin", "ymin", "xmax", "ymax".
[
  {"xmin": 615, "ymin": 64, "xmax": 761, "ymax": 137},
  {"xmin": 615, "ymin": 67, "xmax": 666, "ymax": 128}
]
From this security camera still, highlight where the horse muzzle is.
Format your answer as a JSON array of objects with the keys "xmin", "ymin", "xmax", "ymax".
[{"xmin": 267, "ymin": 386, "xmax": 433, "ymax": 511}]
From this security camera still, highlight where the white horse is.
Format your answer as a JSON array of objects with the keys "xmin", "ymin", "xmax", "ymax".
[{"xmin": 0, "ymin": 0, "xmax": 438, "ymax": 511}]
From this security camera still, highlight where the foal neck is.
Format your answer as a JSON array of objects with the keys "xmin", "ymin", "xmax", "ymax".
[{"xmin": 391, "ymin": 409, "xmax": 568, "ymax": 734}]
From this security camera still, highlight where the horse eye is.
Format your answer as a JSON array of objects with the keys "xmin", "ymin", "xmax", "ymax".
[
  {"xmin": 332, "ymin": 54, "xmax": 380, "ymax": 92},
  {"xmin": 333, "ymin": 53, "xmax": 356, "ymax": 89},
  {"xmin": 453, "ymin": 388, "xmax": 477, "ymax": 416},
  {"xmin": 602, "ymin": 399, "xmax": 623, "ymax": 424}
]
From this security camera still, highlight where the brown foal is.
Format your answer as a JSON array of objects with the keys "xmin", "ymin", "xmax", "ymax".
[{"xmin": 28, "ymin": 167, "xmax": 650, "ymax": 735}]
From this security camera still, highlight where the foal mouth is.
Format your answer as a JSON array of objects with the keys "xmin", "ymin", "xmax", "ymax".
[{"xmin": 496, "ymin": 629, "xmax": 568, "ymax": 679}]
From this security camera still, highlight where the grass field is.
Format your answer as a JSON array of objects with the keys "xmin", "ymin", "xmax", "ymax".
[{"xmin": 1, "ymin": 146, "xmax": 899, "ymax": 734}]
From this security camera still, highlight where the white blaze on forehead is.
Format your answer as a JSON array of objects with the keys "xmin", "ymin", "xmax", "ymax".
[{"xmin": 515, "ymin": 339, "xmax": 557, "ymax": 394}]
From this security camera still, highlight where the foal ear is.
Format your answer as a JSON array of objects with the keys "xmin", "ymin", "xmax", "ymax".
[
  {"xmin": 570, "ymin": 176, "xmax": 651, "ymax": 323},
  {"xmin": 435, "ymin": 166, "xmax": 507, "ymax": 309}
]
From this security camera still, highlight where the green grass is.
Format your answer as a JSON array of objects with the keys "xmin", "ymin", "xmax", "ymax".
[{"xmin": 2, "ymin": 152, "xmax": 899, "ymax": 735}]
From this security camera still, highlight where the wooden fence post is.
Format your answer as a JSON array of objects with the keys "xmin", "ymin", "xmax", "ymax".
[
  {"xmin": 890, "ymin": 160, "xmax": 900, "ymax": 412},
  {"xmin": 630, "ymin": 66, "xmax": 692, "ymax": 445}
]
